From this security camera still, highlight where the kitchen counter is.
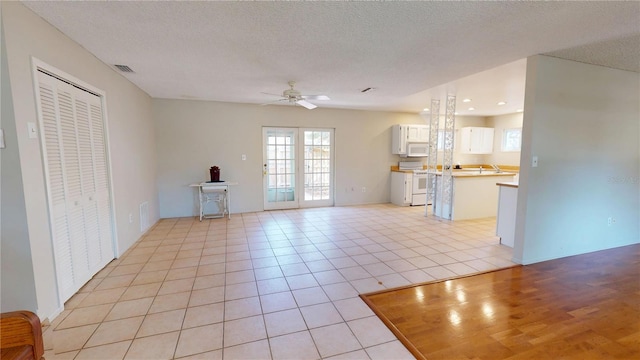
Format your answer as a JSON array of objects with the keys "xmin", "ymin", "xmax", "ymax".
[
  {"xmin": 433, "ymin": 172, "xmax": 516, "ymax": 220},
  {"xmin": 391, "ymin": 169, "xmax": 417, "ymax": 173},
  {"xmin": 390, "ymin": 165, "xmax": 424, "ymax": 173},
  {"xmin": 451, "ymin": 171, "xmax": 517, "ymax": 178},
  {"xmin": 496, "ymin": 181, "xmax": 519, "ymax": 188}
]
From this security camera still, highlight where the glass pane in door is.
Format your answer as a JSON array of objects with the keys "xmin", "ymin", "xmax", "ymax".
[
  {"xmin": 264, "ymin": 128, "xmax": 297, "ymax": 209},
  {"xmin": 303, "ymin": 130, "xmax": 332, "ymax": 202}
]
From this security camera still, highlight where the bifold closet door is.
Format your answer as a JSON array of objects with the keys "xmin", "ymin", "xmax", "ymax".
[{"xmin": 37, "ymin": 71, "xmax": 114, "ymax": 302}]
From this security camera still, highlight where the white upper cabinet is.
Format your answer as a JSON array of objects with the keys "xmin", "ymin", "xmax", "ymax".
[
  {"xmin": 392, "ymin": 124, "xmax": 408, "ymax": 155},
  {"xmin": 407, "ymin": 125, "xmax": 429, "ymax": 142},
  {"xmin": 392, "ymin": 124, "xmax": 429, "ymax": 155},
  {"xmin": 460, "ymin": 127, "xmax": 494, "ymax": 154}
]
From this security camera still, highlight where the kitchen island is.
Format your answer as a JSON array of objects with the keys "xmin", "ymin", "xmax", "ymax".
[{"xmin": 433, "ymin": 171, "xmax": 516, "ymax": 220}]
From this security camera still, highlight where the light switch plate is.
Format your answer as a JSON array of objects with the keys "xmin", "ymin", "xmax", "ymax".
[
  {"xmin": 242, "ymin": 154, "xmax": 247, "ymax": 161},
  {"xmin": 27, "ymin": 122, "xmax": 38, "ymax": 139},
  {"xmin": 0, "ymin": 128, "xmax": 5, "ymax": 149},
  {"xmin": 532, "ymin": 156, "xmax": 538, "ymax": 167}
]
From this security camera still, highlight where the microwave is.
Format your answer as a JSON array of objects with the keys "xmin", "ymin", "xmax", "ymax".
[{"xmin": 402, "ymin": 142, "xmax": 429, "ymax": 157}]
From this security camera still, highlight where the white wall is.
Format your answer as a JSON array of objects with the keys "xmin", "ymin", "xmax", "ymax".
[
  {"xmin": 1, "ymin": 23, "xmax": 39, "ymax": 313},
  {"xmin": 514, "ymin": 55, "xmax": 639, "ymax": 264},
  {"xmin": 486, "ymin": 113, "xmax": 523, "ymax": 166},
  {"xmin": 154, "ymin": 99, "xmax": 423, "ymax": 217},
  {"xmin": 1, "ymin": 3, "xmax": 158, "ymax": 320}
]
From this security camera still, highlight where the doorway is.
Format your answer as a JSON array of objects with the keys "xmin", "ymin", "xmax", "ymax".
[{"xmin": 263, "ymin": 127, "xmax": 334, "ymax": 210}]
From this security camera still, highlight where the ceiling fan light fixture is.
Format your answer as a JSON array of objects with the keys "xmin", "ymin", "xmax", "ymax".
[{"xmin": 263, "ymin": 81, "xmax": 327, "ymax": 110}]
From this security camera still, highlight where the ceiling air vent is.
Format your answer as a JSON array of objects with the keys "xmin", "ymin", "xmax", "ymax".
[
  {"xmin": 361, "ymin": 87, "xmax": 375, "ymax": 93},
  {"xmin": 114, "ymin": 64, "xmax": 134, "ymax": 73}
]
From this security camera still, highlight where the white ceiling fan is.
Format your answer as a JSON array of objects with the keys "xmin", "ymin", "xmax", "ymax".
[{"xmin": 262, "ymin": 81, "xmax": 330, "ymax": 109}]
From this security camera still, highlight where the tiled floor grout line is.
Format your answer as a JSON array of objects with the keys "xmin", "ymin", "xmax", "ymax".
[{"xmin": 45, "ymin": 204, "xmax": 515, "ymax": 359}]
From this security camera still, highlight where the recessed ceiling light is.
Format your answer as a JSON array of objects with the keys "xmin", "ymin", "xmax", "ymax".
[
  {"xmin": 497, "ymin": 101, "xmax": 507, "ymax": 106},
  {"xmin": 516, "ymin": 109, "xmax": 523, "ymax": 113},
  {"xmin": 462, "ymin": 98, "xmax": 472, "ymax": 103},
  {"xmin": 454, "ymin": 112, "xmax": 459, "ymax": 115},
  {"xmin": 468, "ymin": 107, "xmax": 475, "ymax": 111},
  {"xmin": 423, "ymin": 108, "xmax": 430, "ymax": 112}
]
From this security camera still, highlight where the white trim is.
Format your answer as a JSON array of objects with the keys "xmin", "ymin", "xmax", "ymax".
[
  {"xmin": 39, "ymin": 305, "xmax": 64, "ymax": 324},
  {"xmin": 501, "ymin": 127, "xmax": 522, "ymax": 152},
  {"xmin": 99, "ymin": 91, "xmax": 120, "ymax": 258},
  {"xmin": 298, "ymin": 128, "xmax": 335, "ymax": 208},
  {"xmin": 31, "ymin": 60, "xmax": 65, "ymax": 308},
  {"xmin": 31, "ymin": 59, "xmax": 106, "ymax": 98},
  {"xmin": 30, "ymin": 57, "xmax": 119, "ymax": 308}
]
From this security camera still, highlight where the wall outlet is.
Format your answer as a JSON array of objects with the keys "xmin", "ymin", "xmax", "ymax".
[
  {"xmin": 241, "ymin": 154, "xmax": 247, "ymax": 160},
  {"xmin": 361, "ymin": 187, "xmax": 366, "ymax": 193},
  {"xmin": 607, "ymin": 217, "xmax": 616, "ymax": 226},
  {"xmin": 129, "ymin": 213, "xmax": 133, "ymax": 224}
]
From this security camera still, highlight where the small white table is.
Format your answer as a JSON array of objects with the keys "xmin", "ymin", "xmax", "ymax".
[{"xmin": 190, "ymin": 181, "xmax": 238, "ymax": 221}]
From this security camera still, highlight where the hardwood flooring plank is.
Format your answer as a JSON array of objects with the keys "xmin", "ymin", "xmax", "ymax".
[{"xmin": 361, "ymin": 244, "xmax": 640, "ymax": 360}]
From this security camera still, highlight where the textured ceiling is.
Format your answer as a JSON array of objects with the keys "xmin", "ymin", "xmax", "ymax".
[{"xmin": 22, "ymin": 1, "xmax": 640, "ymax": 115}]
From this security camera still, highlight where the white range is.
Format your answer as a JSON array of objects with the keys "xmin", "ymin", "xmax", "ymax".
[{"xmin": 390, "ymin": 162, "xmax": 428, "ymax": 206}]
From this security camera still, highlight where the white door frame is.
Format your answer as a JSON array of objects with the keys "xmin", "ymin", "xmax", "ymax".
[
  {"xmin": 263, "ymin": 127, "xmax": 299, "ymax": 210},
  {"xmin": 298, "ymin": 128, "xmax": 335, "ymax": 208},
  {"xmin": 31, "ymin": 58, "xmax": 118, "ymax": 306},
  {"xmin": 262, "ymin": 127, "xmax": 335, "ymax": 210}
]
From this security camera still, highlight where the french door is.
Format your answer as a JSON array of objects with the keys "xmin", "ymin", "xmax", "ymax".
[{"xmin": 263, "ymin": 127, "xmax": 334, "ymax": 210}]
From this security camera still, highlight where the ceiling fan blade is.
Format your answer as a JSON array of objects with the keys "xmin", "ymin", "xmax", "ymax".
[
  {"xmin": 260, "ymin": 99, "xmax": 288, "ymax": 106},
  {"xmin": 301, "ymin": 95, "xmax": 330, "ymax": 101},
  {"xmin": 261, "ymin": 92, "xmax": 285, "ymax": 97},
  {"xmin": 296, "ymin": 100, "xmax": 317, "ymax": 110}
]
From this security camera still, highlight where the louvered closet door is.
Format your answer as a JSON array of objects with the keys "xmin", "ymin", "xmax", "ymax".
[
  {"xmin": 37, "ymin": 71, "xmax": 115, "ymax": 302},
  {"xmin": 87, "ymin": 94, "xmax": 114, "ymax": 270},
  {"xmin": 38, "ymin": 75, "xmax": 76, "ymax": 299}
]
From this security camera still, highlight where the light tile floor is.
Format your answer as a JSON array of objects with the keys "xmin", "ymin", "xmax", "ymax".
[{"xmin": 43, "ymin": 204, "xmax": 516, "ymax": 359}]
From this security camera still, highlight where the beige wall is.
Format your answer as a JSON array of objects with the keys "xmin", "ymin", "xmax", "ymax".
[
  {"xmin": 1, "ymin": 21, "xmax": 39, "ymax": 313},
  {"xmin": 486, "ymin": 112, "xmax": 523, "ymax": 166},
  {"xmin": 153, "ymin": 99, "xmax": 423, "ymax": 217},
  {"xmin": 1, "ymin": 3, "xmax": 158, "ymax": 320},
  {"xmin": 433, "ymin": 115, "xmax": 522, "ymax": 166},
  {"xmin": 514, "ymin": 55, "xmax": 639, "ymax": 264}
]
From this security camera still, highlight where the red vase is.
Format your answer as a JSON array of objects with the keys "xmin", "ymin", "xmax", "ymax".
[{"xmin": 210, "ymin": 167, "xmax": 220, "ymax": 182}]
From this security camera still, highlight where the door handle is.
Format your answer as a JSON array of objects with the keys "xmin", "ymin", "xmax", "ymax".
[{"xmin": 263, "ymin": 163, "xmax": 267, "ymax": 175}]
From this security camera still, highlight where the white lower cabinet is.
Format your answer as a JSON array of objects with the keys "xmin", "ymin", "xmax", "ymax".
[
  {"xmin": 390, "ymin": 172, "xmax": 412, "ymax": 206},
  {"xmin": 496, "ymin": 184, "xmax": 518, "ymax": 247}
]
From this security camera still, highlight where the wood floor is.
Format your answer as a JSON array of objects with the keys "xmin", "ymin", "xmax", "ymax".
[{"xmin": 361, "ymin": 244, "xmax": 640, "ymax": 360}]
